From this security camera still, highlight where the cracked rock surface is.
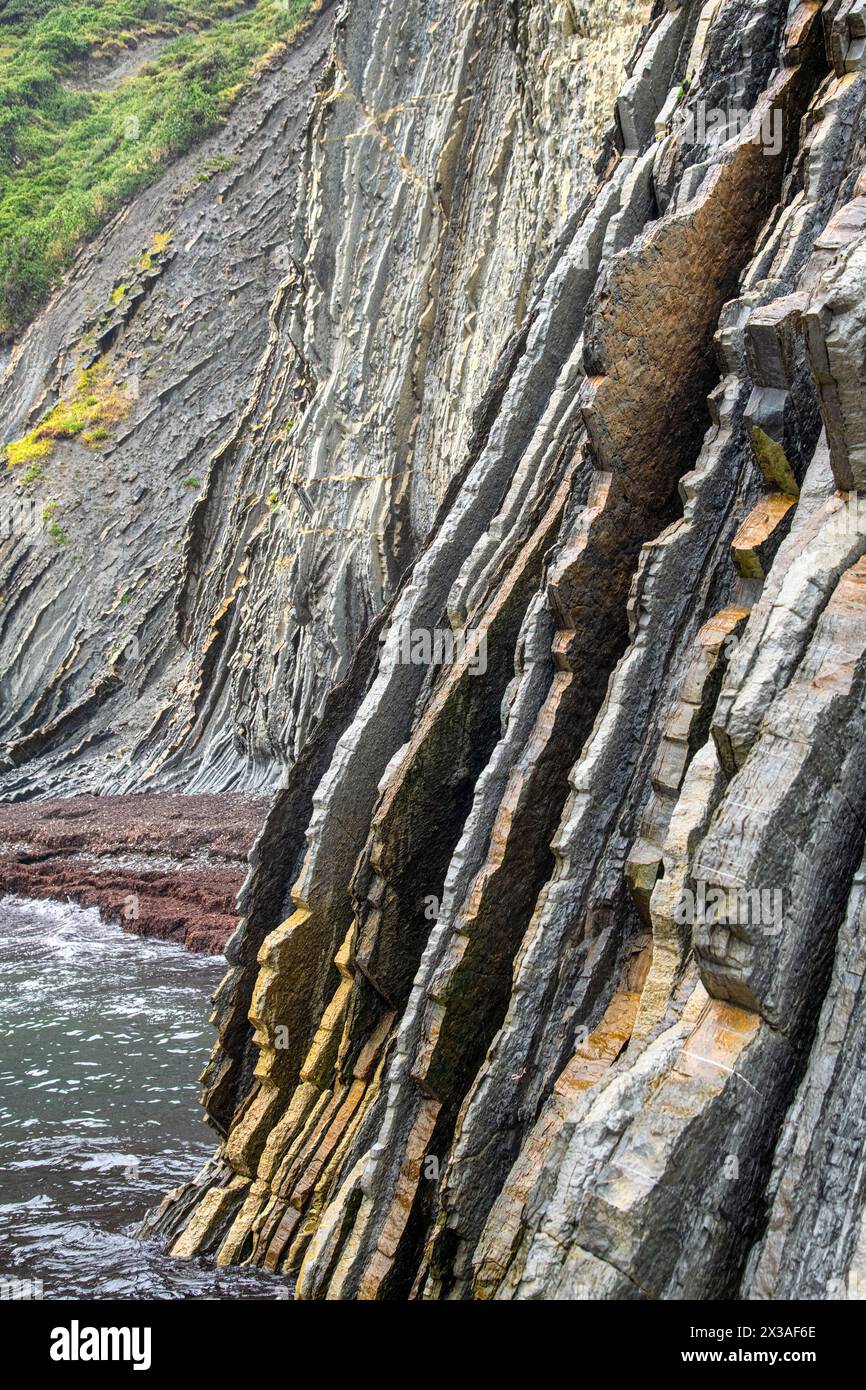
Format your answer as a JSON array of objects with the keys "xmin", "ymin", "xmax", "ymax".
[{"xmin": 4, "ymin": 0, "xmax": 866, "ymax": 1300}]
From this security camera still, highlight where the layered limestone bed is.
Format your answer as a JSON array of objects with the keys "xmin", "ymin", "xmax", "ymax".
[
  {"xmin": 0, "ymin": 2, "xmax": 339, "ymax": 798},
  {"xmin": 0, "ymin": 0, "xmax": 651, "ymax": 796},
  {"xmin": 5, "ymin": 0, "xmax": 866, "ymax": 1300}
]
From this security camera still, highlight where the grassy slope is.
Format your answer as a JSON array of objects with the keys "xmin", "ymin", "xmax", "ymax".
[{"xmin": 0, "ymin": 0, "xmax": 312, "ymax": 336}]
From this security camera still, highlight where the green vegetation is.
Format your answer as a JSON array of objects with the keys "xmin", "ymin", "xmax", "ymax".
[
  {"xmin": 751, "ymin": 427, "xmax": 801, "ymax": 498},
  {"xmin": 81, "ymin": 425, "xmax": 109, "ymax": 444},
  {"xmin": 0, "ymin": 1, "xmax": 313, "ymax": 333},
  {"xmin": 4, "ymin": 357, "xmax": 131, "ymax": 467},
  {"xmin": 195, "ymin": 151, "xmax": 235, "ymax": 181},
  {"xmin": 40, "ymin": 496, "xmax": 65, "ymax": 540},
  {"xmin": 182, "ymin": 474, "xmax": 199, "ymax": 487}
]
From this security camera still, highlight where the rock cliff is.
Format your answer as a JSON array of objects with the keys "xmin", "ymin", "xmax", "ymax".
[{"xmin": 4, "ymin": 0, "xmax": 866, "ymax": 1299}]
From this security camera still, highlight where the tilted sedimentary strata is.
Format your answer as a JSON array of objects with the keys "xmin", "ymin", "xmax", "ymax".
[
  {"xmin": 4, "ymin": 0, "xmax": 866, "ymax": 1299},
  {"xmin": 0, "ymin": 4, "xmax": 340, "ymax": 797}
]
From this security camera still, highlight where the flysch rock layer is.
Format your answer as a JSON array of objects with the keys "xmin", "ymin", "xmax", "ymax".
[
  {"xmin": 5, "ymin": 0, "xmax": 866, "ymax": 1301},
  {"xmin": 0, "ymin": 4, "xmax": 339, "ymax": 799},
  {"xmin": 1, "ymin": 0, "xmax": 653, "ymax": 799}
]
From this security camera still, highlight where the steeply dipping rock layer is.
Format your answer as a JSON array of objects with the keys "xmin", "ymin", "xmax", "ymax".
[{"xmin": 4, "ymin": 0, "xmax": 866, "ymax": 1300}]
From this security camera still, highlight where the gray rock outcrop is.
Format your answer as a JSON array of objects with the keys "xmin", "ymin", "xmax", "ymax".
[{"xmin": 4, "ymin": 0, "xmax": 866, "ymax": 1300}]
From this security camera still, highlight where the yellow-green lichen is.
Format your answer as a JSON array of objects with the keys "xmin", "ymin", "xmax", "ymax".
[
  {"xmin": 140, "ymin": 230, "xmax": 173, "ymax": 271},
  {"xmin": 4, "ymin": 359, "xmax": 132, "ymax": 470},
  {"xmin": 6, "ymin": 436, "xmax": 53, "ymax": 469}
]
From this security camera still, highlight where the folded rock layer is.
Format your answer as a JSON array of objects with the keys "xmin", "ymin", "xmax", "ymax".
[{"xmin": 4, "ymin": 0, "xmax": 866, "ymax": 1300}]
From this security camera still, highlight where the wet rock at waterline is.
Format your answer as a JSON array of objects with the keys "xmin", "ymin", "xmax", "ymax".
[
  {"xmin": 0, "ymin": 794, "xmax": 266, "ymax": 953},
  {"xmin": 3, "ymin": 0, "xmax": 866, "ymax": 1301}
]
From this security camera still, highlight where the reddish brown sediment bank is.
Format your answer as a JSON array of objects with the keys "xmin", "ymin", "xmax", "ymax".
[{"xmin": 0, "ymin": 794, "xmax": 268, "ymax": 953}]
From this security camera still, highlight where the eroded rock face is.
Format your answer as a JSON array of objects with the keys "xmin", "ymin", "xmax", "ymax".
[
  {"xmin": 0, "ymin": 0, "xmax": 654, "ymax": 797},
  {"xmin": 5, "ymin": 0, "xmax": 866, "ymax": 1301},
  {"xmin": 0, "ymin": 4, "xmax": 340, "ymax": 798}
]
